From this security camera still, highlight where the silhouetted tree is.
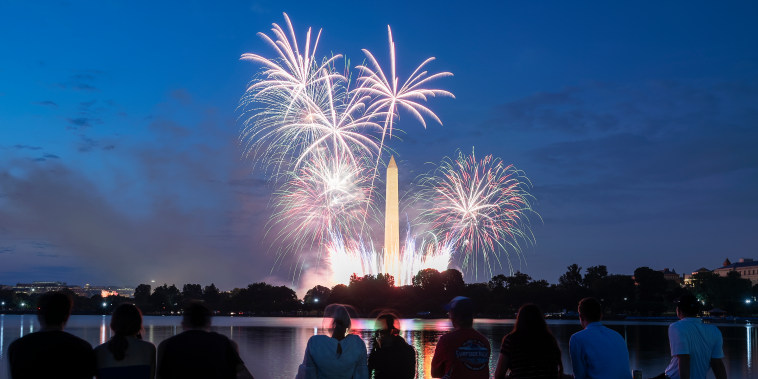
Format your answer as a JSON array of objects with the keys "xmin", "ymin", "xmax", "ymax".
[
  {"xmin": 583, "ymin": 265, "xmax": 608, "ymax": 289},
  {"xmin": 304, "ymin": 285, "xmax": 331, "ymax": 309},
  {"xmin": 559, "ymin": 264, "xmax": 583, "ymax": 288},
  {"xmin": 182, "ymin": 284, "xmax": 203, "ymax": 301},
  {"xmin": 134, "ymin": 284, "xmax": 151, "ymax": 311}
]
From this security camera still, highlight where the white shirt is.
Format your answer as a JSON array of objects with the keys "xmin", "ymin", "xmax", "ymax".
[
  {"xmin": 569, "ymin": 322, "xmax": 632, "ymax": 379},
  {"xmin": 665, "ymin": 318, "xmax": 724, "ymax": 379},
  {"xmin": 301, "ymin": 334, "xmax": 368, "ymax": 379}
]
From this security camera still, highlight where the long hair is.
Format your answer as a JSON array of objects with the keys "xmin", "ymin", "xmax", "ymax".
[
  {"xmin": 508, "ymin": 303, "xmax": 560, "ymax": 353},
  {"xmin": 107, "ymin": 303, "xmax": 143, "ymax": 361}
]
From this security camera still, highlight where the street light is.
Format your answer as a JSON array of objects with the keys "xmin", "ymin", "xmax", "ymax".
[
  {"xmin": 102, "ymin": 302, "xmax": 107, "ymax": 308},
  {"xmin": 746, "ymin": 299, "xmax": 753, "ymax": 305}
]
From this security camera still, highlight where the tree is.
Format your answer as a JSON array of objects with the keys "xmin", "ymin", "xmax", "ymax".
[
  {"xmin": 202, "ymin": 283, "xmax": 222, "ymax": 309},
  {"xmin": 559, "ymin": 264, "xmax": 583, "ymax": 288},
  {"xmin": 633, "ymin": 267, "xmax": 667, "ymax": 315},
  {"xmin": 412, "ymin": 269, "xmax": 443, "ymax": 292},
  {"xmin": 134, "ymin": 284, "xmax": 151, "ymax": 310},
  {"xmin": 441, "ymin": 269, "xmax": 465, "ymax": 295},
  {"xmin": 182, "ymin": 284, "xmax": 203, "ymax": 300},
  {"xmin": 304, "ymin": 285, "xmax": 331, "ymax": 307},
  {"xmin": 583, "ymin": 265, "xmax": 608, "ymax": 288}
]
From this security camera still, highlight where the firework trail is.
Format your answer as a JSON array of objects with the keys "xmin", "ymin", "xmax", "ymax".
[{"xmin": 416, "ymin": 148, "xmax": 539, "ymax": 279}]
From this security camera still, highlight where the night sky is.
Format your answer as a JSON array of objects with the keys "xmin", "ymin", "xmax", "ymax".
[{"xmin": 1, "ymin": 1, "xmax": 757, "ymax": 293}]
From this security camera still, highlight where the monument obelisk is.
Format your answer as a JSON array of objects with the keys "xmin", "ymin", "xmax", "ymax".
[{"xmin": 384, "ymin": 156, "xmax": 400, "ymax": 275}]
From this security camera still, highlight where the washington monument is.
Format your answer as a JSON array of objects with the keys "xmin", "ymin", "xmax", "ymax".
[{"xmin": 384, "ymin": 156, "xmax": 400, "ymax": 275}]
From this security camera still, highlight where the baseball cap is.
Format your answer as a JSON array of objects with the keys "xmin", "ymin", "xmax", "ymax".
[{"xmin": 445, "ymin": 296, "xmax": 474, "ymax": 317}]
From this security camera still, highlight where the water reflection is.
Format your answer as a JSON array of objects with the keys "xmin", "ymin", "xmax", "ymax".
[
  {"xmin": 0, "ymin": 315, "xmax": 4, "ymax": 359},
  {"xmin": 748, "ymin": 323, "xmax": 753, "ymax": 374},
  {"xmin": 99, "ymin": 315, "xmax": 107, "ymax": 344}
]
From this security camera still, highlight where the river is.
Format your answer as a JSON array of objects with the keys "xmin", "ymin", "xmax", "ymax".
[{"xmin": 0, "ymin": 314, "xmax": 754, "ymax": 378}]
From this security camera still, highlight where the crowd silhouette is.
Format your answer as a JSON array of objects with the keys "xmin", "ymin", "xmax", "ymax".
[{"xmin": 6, "ymin": 291, "xmax": 727, "ymax": 379}]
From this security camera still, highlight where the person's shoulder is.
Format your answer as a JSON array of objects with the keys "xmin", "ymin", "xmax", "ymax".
[
  {"xmin": 65, "ymin": 331, "xmax": 94, "ymax": 349},
  {"xmin": 345, "ymin": 333, "xmax": 366, "ymax": 346}
]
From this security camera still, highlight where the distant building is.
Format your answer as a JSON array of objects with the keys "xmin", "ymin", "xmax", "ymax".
[
  {"xmin": 683, "ymin": 267, "xmax": 711, "ymax": 286},
  {"xmin": 659, "ymin": 268, "xmax": 682, "ymax": 284},
  {"xmin": 714, "ymin": 258, "xmax": 758, "ymax": 285},
  {"xmin": 13, "ymin": 281, "xmax": 70, "ymax": 295}
]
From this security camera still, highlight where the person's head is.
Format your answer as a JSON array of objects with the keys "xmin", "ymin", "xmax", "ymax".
[
  {"xmin": 375, "ymin": 311, "xmax": 400, "ymax": 336},
  {"xmin": 323, "ymin": 304, "xmax": 353, "ymax": 339},
  {"xmin": 578, "ymin": 297, "xmax": 602, "ymax": 328},
  {"xmin": 108, "ymin": 304, "xmax": 144, "ymax": 361},
  {"xmin": 445, "ymin": 296, "xmax": 475, "ymax": 329},
  {"xmin": 110, "ymin": 303, "xmax": 143, "ymax": 337},
  {"xmin": 512, "ymin": 303, "xmax": 548, "ymax": 335},
  {"xmin": 182, "ymin": 300, "xmax": 212, "ymax": 329},
  {"xmin": 675, "ymin": 293, "xmax": 700, "ymax": 318},
  {"xmin": 37, "ymin": 291, "xmax": 73, "ymax": 329}
]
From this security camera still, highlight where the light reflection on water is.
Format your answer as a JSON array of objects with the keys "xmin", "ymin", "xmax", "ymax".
[{"xmin": 0, "ymin": 315, "xmax": 753, "ymax": 379}]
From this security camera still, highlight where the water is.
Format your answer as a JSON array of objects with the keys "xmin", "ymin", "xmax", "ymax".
[{"xmin": 0, "ymin": 314, "xmax": 754, "ymax": 378}]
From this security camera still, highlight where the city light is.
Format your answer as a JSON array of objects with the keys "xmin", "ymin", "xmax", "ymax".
[
  {"xmin": 314, "ymin": 298, "xmax": 319, "ymax": 303},
  {"xmin": 102, "ymin": 302, "xmax": 107, "ymax": 308},
  {"xmin": 746, "ymin": 299, "xmax": 752, "ymax": 305}
]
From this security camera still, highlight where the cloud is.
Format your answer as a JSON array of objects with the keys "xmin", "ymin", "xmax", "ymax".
[
  {"xmin": 56, "ymin": 70, "xmax": 103, "ymax": 92},
  {"xmin": 13, "ymin": 145, "xmax": 42, "ymax": 151},
  {"xmin": 36, "ymin": 100, "xmax": 58, "ymax": 108},
  {"xmin": 67, "ymin": 117, "xmax": 101, "ymax": 129}
]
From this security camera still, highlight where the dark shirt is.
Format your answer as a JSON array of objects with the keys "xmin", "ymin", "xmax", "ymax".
[
  {"xmin": 500, "ymin": 332, "xmax": 562, "ymax": 379},
  {"xmin": 368, "ymin": 334, "xmax": 416, "ymax": 379},
  {"xmin": 8, "ymin": 330, "xmax": 95, "ymax": 379},
  {"xmin": 157, "ymin": 329, "xmax": 243, "ymax": 379}
]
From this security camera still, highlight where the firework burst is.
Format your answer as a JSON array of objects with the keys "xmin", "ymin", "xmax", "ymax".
[{"xmin": 417, "ymin": 148, "xmax": 539, "ymax": 278}]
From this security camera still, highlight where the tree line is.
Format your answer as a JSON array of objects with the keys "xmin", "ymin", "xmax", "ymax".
[{"xmin": 1, "ymin": 264, "xmax": 755, "ymax": 317}]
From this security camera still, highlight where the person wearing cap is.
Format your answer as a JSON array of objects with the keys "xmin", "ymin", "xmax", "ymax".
[
  {"xmin": 569, "ymin": 297, "xmax": 632, "ymax": 379},
  {"xmin": 662, "ymin": 293, "xmax": 727, "ymax": 379},
  {"xmin": 431, "ymin": 296, "xmax": 490, "ymax": 378}
]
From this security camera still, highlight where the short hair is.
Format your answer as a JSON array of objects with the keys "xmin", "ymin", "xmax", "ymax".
[
  {"xmin": 182, "ymin": 301, "xmax": 212, "ymax": 328},
  {"xmin": 446, "ymin": 296, "xmax": 474, "ymax": 327},
  {"xmin": 37, "ymin": 291, "xmax": 73, "ymax": 326},
  {"xmin": 376, "ymin": 311, "xmax": 399, "ymax": 334},
  {"xmin": 675, "ymin": 293, "xmax": 700, "ymax": 317},
  {"xmin": 578, "ymin": 297, "xmax": 602, "ymax": 323}
]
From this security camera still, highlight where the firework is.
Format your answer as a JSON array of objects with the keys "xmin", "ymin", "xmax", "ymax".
[
  {"xmin": 238, "ymin": 14, "xmax": 538, "ymax": 286},
  {"xmin": 269, "ymin": 150, "xmax": 376, "ymax": 256},
  {"xmin": 417, "ymin": 148, "xmax": 539, "ymax": 278}
]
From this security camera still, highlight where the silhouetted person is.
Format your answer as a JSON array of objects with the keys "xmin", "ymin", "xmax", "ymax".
[
  {"xmin": 296, "ymin": 303, "xmax": 368, "ymax": 379},
  {"xmin": 368, "ymin": 312, "xmax": 415, "ymax": 379},
  {"xmin": 95, "ymin": 303, "xmax": 155, "ymax": 379},
  {"xmin": 431, "ymin": 296, "xmax": 490, "ymax": 378},
  {"xmin": 8, "ymin": 291, "xmax": 95, "ymax": 379},
  {"xmin": 495, "ymin": 303, "xmax": 564, "ymax": 379},
  {"xmin": 661, "ymin": 293, "xmax": 726, "ymax": 379},
  {"xmin": 156, "ymin": 301, "xmax": 253, "ymax": 379},
  {"xmin": 569, "ymin": 297, "xmax": 631, "ymax": 379}
]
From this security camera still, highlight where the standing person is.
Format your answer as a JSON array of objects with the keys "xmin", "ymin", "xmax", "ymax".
[
  {"xmin": 569, "ymin": 297, "xmax": 632, "ymax": 379},
  {"xmin": 368, "ymin": 312, "xmax": 416, "ymax": 379},
  {"xmin": 431, "ymin": 296, "xmax": 490, "ymax": 379},
  {"xmin": 494, "ymin": 303, "xmax": 564, "ymax": 379},
  {"xmin": 8, "ymin": 291, "xmax": 96, "ymax": 379},
  {"xmin": 94, "ymin": 303, "xmax": 155, "ymax": 379},
  {"xmin": 297, "ymin": 304, "xmax": 368, "ymax": 379},
  {"xmin": 157, "ymin": 301, "xmax": 254, "ymax": 379},
  {"xmin": 661, "ymin": 293, "xmax": 727, "ymax": 379}
]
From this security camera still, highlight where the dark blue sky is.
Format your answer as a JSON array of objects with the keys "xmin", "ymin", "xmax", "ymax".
[{"xmin": 1, "ymin": 1, "xmax": 757, "ymax": 292}]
